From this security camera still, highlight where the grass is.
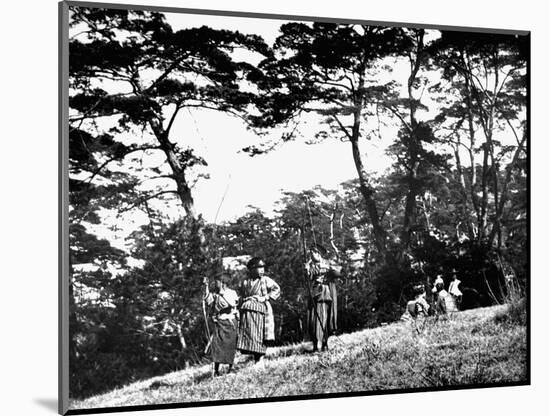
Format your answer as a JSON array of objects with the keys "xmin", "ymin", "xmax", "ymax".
[{"xmin": 69, "ymin": 304, "xmax": 527, "ymax": 411}]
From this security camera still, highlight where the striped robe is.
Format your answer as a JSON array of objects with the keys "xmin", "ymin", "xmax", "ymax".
[{"xmin": 237, "ymin": 275, "xmax": 280, "ymax": 354}]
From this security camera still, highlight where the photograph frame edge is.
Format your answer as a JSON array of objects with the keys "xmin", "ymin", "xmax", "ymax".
[
  {"xmin": 63, "ymin": 0, "xmax": 530, "ymax": 36},
  {"xmin": 59, "ymin": 1, "xmax": 70, "ymax": 415}
]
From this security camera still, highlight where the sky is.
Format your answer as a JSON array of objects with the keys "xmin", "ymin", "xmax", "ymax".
[
  {"xmin": 69, "ymin": 9, "xmax": 521, "ymax": 251},
  {"xmin": 73, "ymin": 10, "xmax": 404, "ymax": 249},
  {"xmin": 161, "ymin": 11, "xmax": 398, "ymax": 222}
]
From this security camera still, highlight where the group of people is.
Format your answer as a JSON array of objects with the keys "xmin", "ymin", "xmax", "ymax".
[
  {"xmin": 402, "ymin": 269, "xmax": 463, "ymax": 323},
  {"xmin": 203, "ymin": 245, "xmax": 339, "ymax": 376},
  {"xmin": 204, "ymin": 250, "xmax": 464, "ymax": 374}
]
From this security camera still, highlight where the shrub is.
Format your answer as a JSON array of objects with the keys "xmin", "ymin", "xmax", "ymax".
[{"xmin": 493, "ymin": 297, "xmax": 526, "ymax": 326}]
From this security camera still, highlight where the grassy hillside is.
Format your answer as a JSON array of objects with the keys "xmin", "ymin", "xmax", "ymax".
[{"xmin": 69, "ymin": 304, "xmax": 527, "ymax": 411}]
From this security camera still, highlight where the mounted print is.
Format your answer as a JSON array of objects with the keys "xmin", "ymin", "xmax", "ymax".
[{"xmin": 59, "ymin": 1, "xmax": 530, "ymax": 414}]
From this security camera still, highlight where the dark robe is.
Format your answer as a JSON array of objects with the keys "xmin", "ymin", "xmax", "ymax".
[
  {"xmin": 204, "ymin": 288, "xmax": 239, "ymax": 364},
  {"xmin": 307, "ymin": 261, "xmax": 339, "ymax": 350}
]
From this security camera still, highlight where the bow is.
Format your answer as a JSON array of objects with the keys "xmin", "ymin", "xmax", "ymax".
[
  {"xmin": 301, "ymin": 196, "xmax": 330, "ymax": 345},
  {"xmin": 201, "ymin": 175, "xmax": 232, "ymax": 347}
]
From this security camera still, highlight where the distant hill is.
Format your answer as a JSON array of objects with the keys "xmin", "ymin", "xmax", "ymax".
[{"xmin": 70, "ymin": 304, "xmax": 527, "ymax": 411}]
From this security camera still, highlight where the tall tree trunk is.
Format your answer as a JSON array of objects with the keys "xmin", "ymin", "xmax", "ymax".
[
  {"xmin": 476, "ymin": 50, "xmax": 500, "ymax": 246},
  {"xmin": 347, "ymin": 47, "xmax": 391, "ymax": 261},
  {"xmin": 479, "ymin": 142, "xmax": 490, "ymax": 242},
  {"xmin": 349, "ymin": 135, "xmax": 388, "ymax": 258},
  {"xmin": 488, "ymin": 128, "xmax": 527, "ymax": 245},
  {"xmin": 401, "ymin": 171, "xmax": 418, "ymax": 247},
  {"xmin": 149, "ymin": 118, "xmax": 197, "ymax": 218},
  {"xmin": 460, "ymin": 51, "xmax": 482, "ymax": 236},
  {"xmin": 484, "ymin": 52, "xmax": 506, "ymax": 249},
  {"xmin": 400, "ymin": 29, "xmax": 424, "ymax": 249},
  {"xmin": 454, "ymin": 142, "xmax": 475, "ymax": 239}
]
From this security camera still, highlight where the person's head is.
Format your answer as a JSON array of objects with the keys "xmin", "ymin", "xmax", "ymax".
[
  {"xmin": 450, "ymin": 268, "xmax": 458, "ymax": 280},
  {"xmin": 214, "ymin": 272, "xmax": 231, "ymax": 292},
  {"xmin": 435, "ymin": 282, "xmax": 444, "ymax": 292},
  {"xmin": 413, "ymin": 284, "xmax": 425, "ymax": 297},
  {"xmin": 247, "ymin": 257, "xmax": 265, "ymax": 278}
]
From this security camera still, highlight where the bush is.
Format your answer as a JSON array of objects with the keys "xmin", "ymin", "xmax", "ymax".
[{"xmin": 493, "ymin": 297, "xmax": 527, "ymax": 326}]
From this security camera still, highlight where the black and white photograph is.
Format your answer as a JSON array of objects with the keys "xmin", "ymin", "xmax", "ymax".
[{"xmin": 59, "ymin": 0, "xmax": 529, "ymax": 414}]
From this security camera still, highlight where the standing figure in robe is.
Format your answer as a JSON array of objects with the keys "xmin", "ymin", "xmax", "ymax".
[
  {"xmin": 305, "ymin": 245, "xmax": 340, "ymax": 352},
  {"xmin": 237, "ymin": 257, "xmax": 281, "ymax": 362},
  {"xmin": 203, "ymin": 273, "xmax": 239, "ymax": 376}
]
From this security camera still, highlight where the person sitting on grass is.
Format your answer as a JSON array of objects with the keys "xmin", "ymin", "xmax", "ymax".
[
  {"xmin": 203, "ymin": 273, "xmax": 239, "ymax": 376},
  {"xmin": 403, "ymin": 284, "xmax": 430, "ymax": 320}
]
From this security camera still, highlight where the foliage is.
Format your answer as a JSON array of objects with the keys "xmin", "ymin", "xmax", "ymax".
[
  {"xmin": 69, "ymin": 6, "xmax": 271, "ymax": 217},
  {"xmin": 69, "ymin": 171, "xmax": 527, "ymax": 398},
  {"xmin": 70, "ymin": 217, "xmax": 212, "ymax": 398}
]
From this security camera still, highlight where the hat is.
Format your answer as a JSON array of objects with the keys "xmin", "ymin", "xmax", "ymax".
[
  {"xmin": 247, "ymin": 257, "xmax": 265, "ymax": 269},
  {"xmin": 432, "ymin": 275, "xmax": 444, "ymax": 293}
]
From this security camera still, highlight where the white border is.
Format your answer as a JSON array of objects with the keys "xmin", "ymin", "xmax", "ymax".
[{"xmin": 2, "ymin": 0, "xmax": 546, "ymax": 415}]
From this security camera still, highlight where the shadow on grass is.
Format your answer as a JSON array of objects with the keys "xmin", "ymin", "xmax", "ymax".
[
  {"xmin": 192, "ymin": 369, "xmax": 216, "ymax": 384},
  {"xmin": 147, "ymin": 380, "xmax": 172, "ymax": 390},
  {"xmin": 267, "ymin": 343, "xmax": 311, "ymax": 359}
]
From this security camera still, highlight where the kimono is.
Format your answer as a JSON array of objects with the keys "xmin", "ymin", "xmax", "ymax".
[
  {"xmin": 448, "ymin": 279, "xmax": 463, "ymax": 309},
  {"xmin": 237, "ymin": 275, "xmax": 280, "ymax": 355},
  {"xmin": 401, "ymin": 294, "xmax": 430, "ymax": 325},
  {"xmin": 307, "ymin": 259, "xmax": 339, "ymax": 351},
  {"xmin": 432, "ymin": 276, "xmax": 444, "ymax": 294},
  {"xmin": 436, "ymin": 289, "xmax": 458, "ymax": 315},
  {"xmin": 448, "ymin": 279, "xmax": 462, "ymax": 297},
  {"xmin": 204, "ymin": 288, "xmax": 239, "ymax": 364},
  {"xmin": 406, "ymin": 295, "xmax": 430, "ymax": 318}
]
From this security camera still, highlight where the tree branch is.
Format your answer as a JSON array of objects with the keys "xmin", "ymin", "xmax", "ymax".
[
  {"xmin": 310, "ymin": 68, "xmax": 355, "ymax": 92},
  {"xmin": 166, "ymin": 104, "xmax": 183, "ymax": 135},
  {"xmin": 504, "ymin": 117, "xmax": 525, "ymax": 150},
  {"xmin": 381, "ymin": 104, "xmax": 413, "ymax": 133},
  {"xmin": 143, "ymin": 53, "xmax": 190, "ymax": 94},
  {"xmin": 332, "ymin": 114, "xmax": 353, "ymax": 141},
  {"xmin": 85, "ymin": 145, "xmax": 162, "ymax": 185},
  {"xmin": 139, "ymin": 174, "xmax": 175, "ymax": 185},
  {"xmin": 119, "ymin": 190, "xmax": 179, "ymax": 213},
  {"xmin": 380, "ymin": 197, "xmax": 398, "ymax": 222}
]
